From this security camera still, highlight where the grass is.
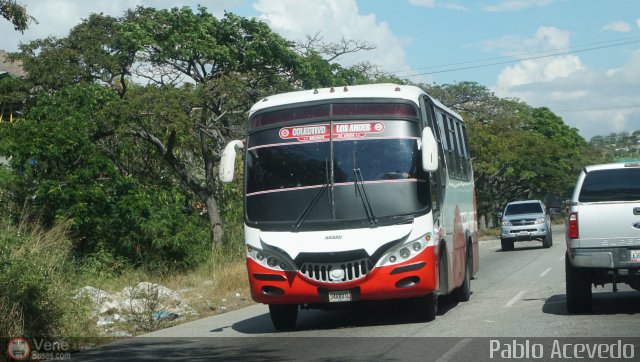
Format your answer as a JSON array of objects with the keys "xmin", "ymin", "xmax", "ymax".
[
  {"xmin": 478, "ymin": 227, "xmax": 500, "ymax": 240},
  {"xmin": 0, "ymin": 218, "xmax": 253, "ymax": 342}
]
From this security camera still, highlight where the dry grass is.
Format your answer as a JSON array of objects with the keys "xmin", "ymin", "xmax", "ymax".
[
  {"xmin": 85, "ymin": 257, "xmax": 254, "ymax": 328},
  {"xmin": 163, "ymin": 260, "xmax": 253, "ymax": 316},
  {"xmin": 478, "ymin": 227, "xmax": 500, "ymax": 240}
]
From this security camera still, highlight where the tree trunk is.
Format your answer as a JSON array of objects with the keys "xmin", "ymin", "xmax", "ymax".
[{"xmin": 205, "ymin": 194, "xmax": 224, "ymax": 250}]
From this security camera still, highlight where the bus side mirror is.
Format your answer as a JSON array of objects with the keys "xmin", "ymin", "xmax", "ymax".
[
  {"xmin": 219, "ymin": 140, "xmax": 244, "ymax": 183},
  {"xmin": 421, "ymin": 127, "xmax": 439, "ymax": 172}
]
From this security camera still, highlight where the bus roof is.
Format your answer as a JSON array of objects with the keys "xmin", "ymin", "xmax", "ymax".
[{"xmin": 249, "ymin": 83, "xmax": 462, "ymax": 120}]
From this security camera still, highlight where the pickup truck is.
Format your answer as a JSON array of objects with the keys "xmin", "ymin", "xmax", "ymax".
[
  {"xmin": 499, "ymin": 200, "xmax": 552, "ymax": 251},
  {"xmin": 564, "ymin": 162, "xmax": 640, "ymax": 313}
]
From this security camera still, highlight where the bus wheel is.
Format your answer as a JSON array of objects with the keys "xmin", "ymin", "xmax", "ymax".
[
  {"xmin": 455, "ymin": 244, "xmax": 472, "ymax": 302},
  {"xmin": 415, "ymin": 292, "xmax": 438, "ymax": 322},
  {"xmin": 269, "ymin": 304, "xmax": 298, "ymax": 331}
]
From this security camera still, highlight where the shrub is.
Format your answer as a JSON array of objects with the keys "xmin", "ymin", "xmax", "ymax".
[{"xmin": 0, "ymin": 221, "xmax": 77, "ymax": 337}]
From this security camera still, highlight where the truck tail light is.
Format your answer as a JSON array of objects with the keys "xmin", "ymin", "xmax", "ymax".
[{"xmin": 568, "ymin": 212, "xmax": 579, "ymax": 239}]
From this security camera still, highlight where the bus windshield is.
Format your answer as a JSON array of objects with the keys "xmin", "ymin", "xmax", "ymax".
[{"xmin": 245, "ymin": 129, "xmax": 430, "ymax": 230}]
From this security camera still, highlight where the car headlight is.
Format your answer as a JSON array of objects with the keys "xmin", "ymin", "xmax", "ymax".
[
  {"xmin": 535, "ymin": 218, "xmax": 545, "ymax": 224},
  {"xmin": 501, "ymin": 220, "xmax": 512, "ymax": 226},
  {"xmin": 247, "ymin": 245, "xmax": 296, "ymax": 271},
  {"xmin": 376, "ymin": 233, "xmax": 430, "ymax": 267}
]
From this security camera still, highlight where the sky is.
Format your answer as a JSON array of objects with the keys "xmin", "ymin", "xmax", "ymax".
[{"xmin": 1, "ymin": 0, "xmax": 640, "ymax": 140}]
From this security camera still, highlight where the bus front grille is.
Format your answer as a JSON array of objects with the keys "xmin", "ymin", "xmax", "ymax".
[{"xmin": 300, "ymin": 259, "xmax": 372, "ymax": 283}]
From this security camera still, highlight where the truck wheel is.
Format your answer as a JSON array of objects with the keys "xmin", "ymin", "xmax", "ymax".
[
  {"xmin": 542, "ymin": 232, "xmax": 552, "ymax": 248},
  {"xmin": 415, "ymin": 292, "xmax": 438, "ymax": 322},
  {"xmin": 565, "ymin": 255, "xmax": 592, "ymax": 313},
  {"xmin": 269, "ymin": 304, "xmax": 298, "ymax": 331},
  {"xmin": 501, "ymin": 238, "xmax": 514, "ymax": 251}
]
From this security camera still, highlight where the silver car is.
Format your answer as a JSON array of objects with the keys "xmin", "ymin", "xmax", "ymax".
[{"xmin": 500, "ymin": 200, "xmax": 552, "ymax": 251}]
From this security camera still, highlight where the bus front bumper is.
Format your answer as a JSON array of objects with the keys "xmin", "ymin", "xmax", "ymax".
[{"xmin": 246, "ymin": 246, "xmax": 437, "ymax": 305}]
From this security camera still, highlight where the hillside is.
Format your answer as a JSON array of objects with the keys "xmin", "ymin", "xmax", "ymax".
[{"xmin": 0, "ymin": 49, "xmax": 26, "ymax": 77}]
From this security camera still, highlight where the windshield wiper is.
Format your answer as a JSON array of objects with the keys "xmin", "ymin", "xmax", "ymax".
[
  {"xmin": 292, "ymin": 158, "xmax": 331, "ymax": 232},
  {"xmin": 291, "ymin": 182, "xmax": 330, "ymax": 232},
  {"xmin": 353, "ymin": 168, "xmax": 378, "ymax": 226}
]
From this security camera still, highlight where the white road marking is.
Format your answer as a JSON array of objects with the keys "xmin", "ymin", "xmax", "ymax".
[
  {"xmin": 435, "ymin": 338, "xmax": 474, "ymax": 362},
  {"xmin": 559, "ymin": 255, "xmax": 566, "ymax": 261},
  {"xmin": 504, "ymin": 290, "xmax": 527, "ymax": 308},
  {"xmin": 539, "ymin": 267, "xmax": 552, "ymax": 277}
]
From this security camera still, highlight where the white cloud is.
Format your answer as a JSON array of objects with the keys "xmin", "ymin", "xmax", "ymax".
[
  {"xmin": 495, "ymin": 55, "xmax": 584, "ymax": 88},
  {"xmin": 409, "ymin": 0, "xmax": 469, "ymax": 11},
  {"xmin": 409, "ymin": 0, "xmax": 436, "ymax": 7},
  {"xmin": 479, "ymin": 26, "xmax": 570, "ymax": 56},
  {"xmin": 636, "ymin": 18, "xmax": 640, "ymax": 29},
  {"xmin": 603, "ymin": 21, "xmax": 632, "ymax": 33},
  {"xmin": 492, "ymin": 29, "xmax": 640, "ymax": 139},
  {"xmin": 483, "ymin": 0, "xmax": 554, "ymax": 12},
  {"xmin": 253, "ymin": 0, "xmax": 414, "ymax": 74}
]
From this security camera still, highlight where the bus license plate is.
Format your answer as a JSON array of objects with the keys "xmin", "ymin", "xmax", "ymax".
[
  {"xmin": 631, "ymin": 250, "xmax": 640, "ymax": 263},
  {"xmin": 328, "ymin": 290, "xmax": 352, "ymax": 303}
]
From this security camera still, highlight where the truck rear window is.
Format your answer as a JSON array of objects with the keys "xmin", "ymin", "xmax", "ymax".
[{"xmin": 579, "ymin": 168, "xmax": 640, "ymax": 202}]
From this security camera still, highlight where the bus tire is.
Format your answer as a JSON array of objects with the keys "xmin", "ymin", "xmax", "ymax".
[
  {"xmin": 565, "ymin": 255, "xmax": 592, "ymax": 314},
  {"xmin": 269, "ymin": 304, "xmax": 298, "ymax": 331},
  {"xmin": 415, "ymin": 292, "xmax": 438, "ymax": 322},
  {"xmin": 454, "ymin": 243, "xmax": 472, "ymax": 302}
]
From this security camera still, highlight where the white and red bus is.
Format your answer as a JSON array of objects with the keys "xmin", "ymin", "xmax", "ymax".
[{"xmin": 220, "ymin": 84, "xmax": 479, "ymax": 330}]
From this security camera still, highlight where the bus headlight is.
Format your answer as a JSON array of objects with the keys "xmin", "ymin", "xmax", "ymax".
[
  {"xmin": 376, "ymin": 234, "xmax": 430, "ymax": 267},
  {"xmin": 247, "ymin": 246, "xmax": 296, "ymax": 271}
]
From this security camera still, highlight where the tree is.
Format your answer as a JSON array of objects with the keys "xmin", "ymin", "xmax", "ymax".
[
  {"xmin": 0, "ymin": 84, "xmax": 211, "ymax": 269},
  {"xmin": 0, "ymin": 0, "xmax": 36, "ymax": 32},
  {"xmin": 118, "ymin": 7, "xmax": 305, "ymax": 248}
]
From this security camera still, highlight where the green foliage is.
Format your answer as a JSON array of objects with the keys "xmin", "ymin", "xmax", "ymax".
[
  {"xmin": 0, "ymin": 84, "xmax": 210, "ymax": 270},
  {"xmin": 0, "ymin": 75, "xmax": 30, "ymax": 121},
  {"xmin": 0, "ymin": 222, "xmax": 72, "ymax": 337},
  {"xmin": 0, "ymin": 0, "xmax": 36, "ymax": 32}
]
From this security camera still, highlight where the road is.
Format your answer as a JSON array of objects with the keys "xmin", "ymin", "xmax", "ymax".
[{"xmin": 79, "ymin": 224, "xmax": 640, "ymax": 361}]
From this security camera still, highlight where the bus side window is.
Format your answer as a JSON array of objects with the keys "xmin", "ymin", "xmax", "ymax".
[
  {"xmin": 424, "ymin": 100, "xmax": 445, "ymax": 219},
  {"xmin": 442, "ymin": 114, "xmax": 458, "ymax": 180},
  {"xmin": 460, "ymin": 123, "xmax": 471, "ymax": 181},
  {"xmin": 454, "ymin": 119, "xmax": 467, "ymax": 180}
]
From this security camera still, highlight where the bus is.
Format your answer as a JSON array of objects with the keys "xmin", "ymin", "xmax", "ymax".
[{"xmin": 219, "ymin": 84, "xmax": 479, "ymax": 330}]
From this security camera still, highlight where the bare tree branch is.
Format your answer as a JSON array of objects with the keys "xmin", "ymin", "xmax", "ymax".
[{"xmin": 295, "ymin": 32, "xmax": 376, "ymax": 62}]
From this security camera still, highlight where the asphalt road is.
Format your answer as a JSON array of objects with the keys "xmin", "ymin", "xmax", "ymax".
[{"xmin": 78, "ymin": 224, "xmax": 640, "ymax": 361}]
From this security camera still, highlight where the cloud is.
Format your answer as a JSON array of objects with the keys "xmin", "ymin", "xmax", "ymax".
[
  {"xmin": 483, "ymin": 0, "xmax": 554, "ymax": 12},
  {"xmin": 636, "ymin": 18, "xmax": 640, "ymax": 30},
  {"xmin": 409, "ymin": 0, "xmax": 469, "ymax": 11},
  {"xmin": 491, "ymin": 29, "xmax": 640, "ymax": 139},
  {"xmin": 603, "ymin": 21, "xmax": 632, "ymax": 33},
  {"xmin": 253, "ymin": 0, "xmax": 414, "ymax": 74},
  {"xmin": 479, "ymin": 26, "xmax": 570, "ymax": 56}
]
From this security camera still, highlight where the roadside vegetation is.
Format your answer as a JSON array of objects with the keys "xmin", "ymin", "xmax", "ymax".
[{"xmin": 0, "ymin": 4, "xmax": 633, "ymax": 342}]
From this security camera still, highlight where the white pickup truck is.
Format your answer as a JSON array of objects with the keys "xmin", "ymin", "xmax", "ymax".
[{"xmin": 564, "ymin": 162, "xmax": 640, "ymax": 313}]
